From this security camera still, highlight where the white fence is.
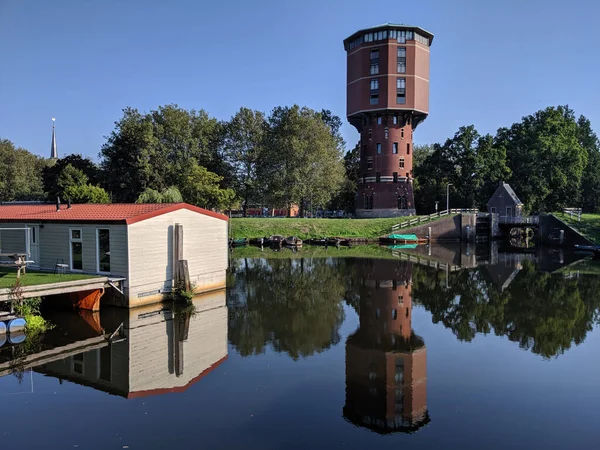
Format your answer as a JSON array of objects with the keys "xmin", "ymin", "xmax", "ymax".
[
  {"xmin": 563, "ymin": 208, "xmax": 582, "ymax": 221},
  {"xmin": 391, "ymin": 209, "xmax": 478, "ymax": 232}
]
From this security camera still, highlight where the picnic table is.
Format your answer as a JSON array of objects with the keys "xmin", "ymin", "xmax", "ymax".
[{"xmin": 0, "ymin": 253, "xmax": 31, "ymax": 279}]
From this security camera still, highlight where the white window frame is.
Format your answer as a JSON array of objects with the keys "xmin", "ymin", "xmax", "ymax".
[
  {"xmin": 69, "ymin": 228, "xmax": 83, "ymax": 272},
  {"xmin": 96, "ymin": 228, "xmax": 111, "ymax": 275}
]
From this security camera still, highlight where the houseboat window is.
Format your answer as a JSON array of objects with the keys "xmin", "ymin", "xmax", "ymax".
[
  {"xmin": 100, "ymin": 346, "xmax": 111, "ymax": 382},
  {"xmin": 70, "ymin": 228, "xmax": 83, "ymax": 271},
  {"xmin": 72, "ymin": 353, "xmax": 84, "ymax": 374},
  {"xmin": 97, "ymin": 229, "xmax": 110, "ymax": 273}
]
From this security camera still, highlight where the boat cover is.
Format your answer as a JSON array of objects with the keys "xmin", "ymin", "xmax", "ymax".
[
  {"xmin": 388, "ymin": 244, "xmax": 418, "ymax": 249},
  {"xmin": 386, "ymin": 234, "xmax": 418, "ymax": 240}
]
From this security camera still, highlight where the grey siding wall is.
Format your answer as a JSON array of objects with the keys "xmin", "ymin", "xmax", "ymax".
[
  {"xmin": 0, "ymin": 225, "xmax": 27, "ymax": 254},
  {"xmin": 39, "ymin": 223, "xmax": 128, "ymax": 276},
  {"xmin": 1, "ymin": 222, "xmax": 128, "ymax": 276},
  {"xmin": 35, "ymin": 341, "xmax": 130, "ymax": 396}
]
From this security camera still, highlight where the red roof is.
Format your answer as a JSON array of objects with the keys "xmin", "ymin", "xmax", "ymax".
[{"xmin": 0, "ymin": 203, "xmax": 228, "ymax": 224}]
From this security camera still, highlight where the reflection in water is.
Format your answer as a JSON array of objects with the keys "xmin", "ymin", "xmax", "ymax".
[
  {"xmin": 227, "ymin": 258, "xmax": 345, "ymax": 359},
  {"xmin": 412, "ymin": 258, "xmax": 600, "ymax": 358},
  {"xmin": 344, "ymin": 259, "xmax": 429, "ymax": 434},
  {"xmin": 0, "ymin": 292, "xmax": 227, "ymax": 398}
]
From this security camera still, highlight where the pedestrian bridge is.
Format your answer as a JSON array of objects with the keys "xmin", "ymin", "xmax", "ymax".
[{"xmin": 498, "ymin": 215, "xmax": 539, "ymax": 226}]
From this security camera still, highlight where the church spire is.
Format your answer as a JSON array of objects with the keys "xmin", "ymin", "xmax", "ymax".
[{"xmin": 50, "ymin": 118, "xmax": 58, "ymax": 159}]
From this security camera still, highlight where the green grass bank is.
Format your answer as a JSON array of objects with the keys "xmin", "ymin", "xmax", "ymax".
[
  {"xmin": 556, "ymin": 212, "xmax": 600, "ymax": 244},
  {"xmin": 229, "ymin": 216, "xmax": 442, "ymax": 240},
  {"xmin": 0, "ymin": 268, "xmax": 98, "ymax": 289}
]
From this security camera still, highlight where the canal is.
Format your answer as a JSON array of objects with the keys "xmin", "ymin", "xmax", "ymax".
[{"xmin": 0, "ymin": 244, "xmax": 599, "ymax": 449}]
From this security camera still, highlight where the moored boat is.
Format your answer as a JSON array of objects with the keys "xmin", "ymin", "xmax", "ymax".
[
  {"xmin": 379, "ymin": 233, "xmax": 427, "ymax": 245},
  {"xmin": 284, "ymin": 236, "xmax": 303, "ymax": 247},
  {"xmin": 229, "ymin": 238, "xmax": 248, "ymax": 248},
  {"xmin": 267, "ymin": 235, "xmax": 285, "ymax": 246}
]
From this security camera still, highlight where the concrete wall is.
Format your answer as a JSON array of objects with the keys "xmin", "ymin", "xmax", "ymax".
[
  {"xmin": 538, "ymin": 214, "xmax": 593, "ymax": 247},
  {"xmin": 0, "ymin": 222, "xmax": 128, "ymax": 276},
  {"xmin": 400, "ymin": 214, "xmax": 476, "ymax": 241},
  {"xmin": 126, "ymin": 209, "xmax": 228, "ymax": 307}
]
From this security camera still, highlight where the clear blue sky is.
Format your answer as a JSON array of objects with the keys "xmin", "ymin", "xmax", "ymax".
[{"xmin": 1, "ymin": 0, "xmax": 599, "ymax": 160}]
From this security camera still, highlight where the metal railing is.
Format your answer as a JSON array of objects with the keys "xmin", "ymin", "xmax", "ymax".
[
  {"xmin": 391, "ymin": 209, "xmax": 478, "ymax": 232},
  {"xmin": 498, "ymin": 215, "xmax": 539, "ymax": 225}
]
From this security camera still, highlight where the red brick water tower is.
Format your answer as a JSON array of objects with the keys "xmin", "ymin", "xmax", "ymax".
[{"xmin": 344, "ymin": 24, "xmax": 434, "ymax": 217}]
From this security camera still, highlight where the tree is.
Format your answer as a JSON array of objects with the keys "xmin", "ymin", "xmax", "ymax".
[
  {"xmin": 0, "ymin": 139, "xmax": 47, "ymax": 201},
  {"xmin": 100, "ymin": 105, "xmax": 228, "ymax": 202},
  {"xmin": 136, "ymin": 186, "xmax": 183, "ymax": 203},
  {"xmin": 63, "ymin": 184, "xmax": 110, "ymax": 203},
  {"xmin": 474, "ymin": 134, "xmax": 511, "ymax": 208},
  {"xmin": 577, "ymin": 115, "xmax": 600, "ymax": 212},
  {"xmin": 259, "ymin": 105, "xmax": 345, "ymax": 216},
  {"xmin": 412, "ymin": 144, "xmax": 433, "ymax": 172},
  {"xmin": 328, "ymin": 144, "xmax": 359, "ymax": 212},
  {"xmin": 57, "ymin": 164, "xmax": 89, "ymax": 191},
  {"xmin": 223, "ymin": 108, "xmax": 266, "ymax": 216},
  {"xmin": 180, "ymin": 164, "xmax": 236, "ymax": 210},
  {"xmin": 497, "ymin": 106, "xmax": 587, "ymax": 213},
  {"xmin": 42, "ymin": 154, "xmax": 101, "ymax": 200}
]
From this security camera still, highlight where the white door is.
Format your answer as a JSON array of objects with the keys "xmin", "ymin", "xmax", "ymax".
[{"xmin": 26, "ymin": 224, "xmax": 40, "ymax": 267}]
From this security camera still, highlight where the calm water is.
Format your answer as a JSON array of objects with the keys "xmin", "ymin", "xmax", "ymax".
[{"xmin": 1, "ymin": 244, "xmax": 599, "ymax": 449}]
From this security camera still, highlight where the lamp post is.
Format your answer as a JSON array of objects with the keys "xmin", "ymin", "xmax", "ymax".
[{"xmin": 446, "ymin": 183, "xmax": 453, "ymax": 212}]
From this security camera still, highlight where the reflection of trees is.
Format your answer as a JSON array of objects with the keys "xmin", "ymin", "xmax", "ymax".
[
  {"xmin": 227, "ymin": 258, "xmax": 347, "ymax": 360},
  {"xmin": 413, "ymin": 261, "xmax": 600, "ymax": 358}
]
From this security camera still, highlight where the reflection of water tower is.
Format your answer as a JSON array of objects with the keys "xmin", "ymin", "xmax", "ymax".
[{"xmin": 344, "ymin": 259, "xmax": 429, "ymax": 433}]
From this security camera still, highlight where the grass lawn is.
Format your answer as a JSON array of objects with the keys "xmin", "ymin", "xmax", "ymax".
[
  {"xmin": 230, "ymin": 216, "xmax": 448, "ymax": 240},
  {"xmin": 557, "ymin": 257, "xmax": 600, "ymax": 276},
  {"xmin": 0, "ymin": 268, "xmax": 99, "ymax": 289},
  {"xmin": 555, "ymin": 212, "xmax": 600, "ymax": 244}
]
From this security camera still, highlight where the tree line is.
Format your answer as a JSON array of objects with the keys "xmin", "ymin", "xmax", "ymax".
[
  {"xmin": 0, "ymin": 105, "xmax": 347, "ymax": 215},
  {"xmin": 413, "ymin": 105, "xmax": 600, "ymax": 213},
  {"xmin": 1, "ymin": 104, "xmax": 599, "ymax": 214}
]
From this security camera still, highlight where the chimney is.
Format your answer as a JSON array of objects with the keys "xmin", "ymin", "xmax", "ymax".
[
  {"xmin": 56, "ymin": 197, "xmax": 61, "ymax": 211},
  {"xmin": 67, "ymin": 198, "xmax": 71, "ymax": 209}
]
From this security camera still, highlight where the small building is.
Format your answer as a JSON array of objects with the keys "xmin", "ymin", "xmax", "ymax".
[
  {"xmin": 0, "ymin": 203, "xmax": 228, "ymax": 308},
  {"xmin": 487, "ymin": 182, "xmax": 523, "ymax": 217}
]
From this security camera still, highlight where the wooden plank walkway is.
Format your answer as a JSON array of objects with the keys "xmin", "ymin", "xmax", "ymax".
[{"xmin": 0, "ymin": 277, "xmax": 109, "ymax": 302}]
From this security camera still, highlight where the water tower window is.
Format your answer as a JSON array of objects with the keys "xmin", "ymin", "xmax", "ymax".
[
  {"xmin": 397, "ymin": 47, "xmax": 406, "ymax": 73},
  {"xmin": 393, "ymin": 142, "xmax": 398, "ymax": 154},
  {"xmin": 397, "ymin": 78, "xmax": 406, "ymax": 104},
  {"xmin": 399, "ymin": 157, "xmax": 405, "ymax": 169}
]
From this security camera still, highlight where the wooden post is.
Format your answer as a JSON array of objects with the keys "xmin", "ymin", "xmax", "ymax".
[{"xmin": 174, "ymin": 223, "xmax": 183, "ymax": 285}]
